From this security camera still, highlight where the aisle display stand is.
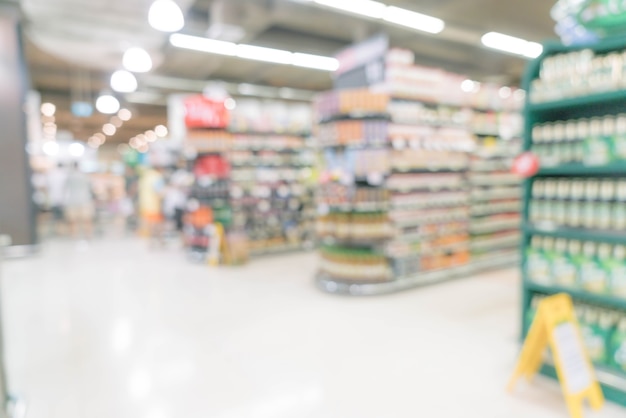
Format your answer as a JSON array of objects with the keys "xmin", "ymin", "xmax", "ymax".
[
  {"xmin": 521, "ymin": 37, "xmax": 626, "ymax": 406},
  {"xmin": 181, "ymin": 95, "xmax": 316, "ymax": 261},
  {"xmin": 315, "ymin": 35, "xmax": 523, "ymax": 295}
]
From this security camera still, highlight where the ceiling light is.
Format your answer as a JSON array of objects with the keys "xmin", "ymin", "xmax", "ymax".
[
  {"xmin": 42, "ymin": 141, "xmax": 59, "ymax": 156},
  {"xmin": 461, "ymin": 79, "xmax": 479, "ymax": 93},
  {"xmin": 103, "ymin": 123, "xmax": 117, "ymax": 136},
  {"xmin": 155, "ymin": 125, "xmax": 168, "ymax": 137},
  {"xmin": 96, "ymin": 95, "xmax": 120, "ymax": 114},
  {"xmin": 41, "ymin": 102, "xmax": 56, "ymax": 117},
  {"xmin": 224, "ymin": 98, "xmax": 237, "ymax": 110},
  {"xmin": 292, "ymin": 53, "xmax": 339, "ymax": 71},
  {"xmin": 111, "ymin": 70, "xmax": 138, "ymax": 93},
  {"xmin": 170, "ymin": 34, "xmax": 337, "ymax": 71},
  {"xmin": 314, "ymin": 0, "xmax": 386, "ymax": 19},
  {"xmin": 69, "ymin": 142, "xmax": 85, "ymax": 157},
  {"xmin": 481, "ymin": 32, "xmax": 543, "ymax": 59},
  {"xmin": 499, "ymin": 86, "xmax": 512, "ymax": 99},
  {"xmin": 94, "ymin": 133, "xmax": 106, "ymax": 142},
  {"xmin": 148, "ymin": 0, "xmax": 185, "ymax": 33},
  {"xmin": 170, "ymin": 34, "xmax": 236, "ymax": 56},
  {"xmin": 123, "ymin": 48, "xmax": 153, "ymax": 73},
  {"xmin": 145, "ymin": 130, "xmax": 157, "ymax": 142},
  {"xmin": 236, "ymin": 44, "xmax": 293, "ymax": 64},
  {"xmin": 118, "ymin": 108, "xmax": 132, "ymax": 121},
  {"xmin": 110, "ymin": 116, "xmax": 123, "ymax": 128},
  {"xmin": 88, "ymin": 137, "xmax": 100, "ymax": 149},
  {"xmin": 383, "ymin": 6, "xmax": 444, "ymax": 34}
]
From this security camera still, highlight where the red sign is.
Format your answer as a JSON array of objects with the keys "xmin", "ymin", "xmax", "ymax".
[
  {"xmin": 512, "ymin": 152, "xmax": 540, "ymax": 177},
  {"xmin": 184, "ymin": 95, "xmax": 229, "ymax": 129}
]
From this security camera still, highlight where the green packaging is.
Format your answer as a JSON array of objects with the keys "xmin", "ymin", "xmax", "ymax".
[
  {"xmin": 609, "ymin": 245, "xmax": 626, "ymax": 297},
  {"xmin": 526, "ymin": 236, "xmax": 552, "ymax": 285},
  {"xmin": 580, "ymin": 242, "xmax": 608, "ymax": 293},
  {"xmin": 579, "ymin": 307, "xmax": 608, "ymax": 366},
  {"xmin": 609, "ymin": 317, "xmax": 626, "ymax": 373},
  {"xmin": 584, "ymin": 118, "xmax": 610, "ymax": 166},
  {"xmin": 614, "ymin": 114, "xmax": 626, "ymax": 160},
  {"xmin": 553, "ymin": 239, "xmax": 577, "ymax": 287}
]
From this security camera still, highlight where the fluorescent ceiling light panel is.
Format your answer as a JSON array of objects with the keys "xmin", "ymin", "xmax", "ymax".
[
  {"xmin": 236, "ymin": 44, "xmax": 293, "ymax": 64},
  {"xmin": 169, "ymin": 34, "xmax": 236, "ymax": 56},
  {"xmin": 314, "ymin": 0, "xmax": 386, "ymax": 19},
  {"xmin": 170, "ymin": 34, "xmax": 337, "ymax": 71},
  {"xmin": 292, "ymin": 53, "xmax": 339, "ymax": 71},
  {"xmin": 383, "ymin": 6, "xmax": 444, "ymax": 34},
  {"xmin": 481, "ymin": 32, "xmax": 543, "ymax": 59}
]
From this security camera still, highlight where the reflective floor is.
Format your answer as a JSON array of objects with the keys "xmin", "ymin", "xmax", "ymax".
[{"xmin": 2, "ymin": 237, "xmax": 624, "ymax": 418}]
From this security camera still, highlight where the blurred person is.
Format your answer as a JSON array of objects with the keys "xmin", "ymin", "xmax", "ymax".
[
  {"xmin": 162, "ymin": 163, "xmax": 192, "ymax": 238},
  {"xmin": 138, "ymin": 166, "xmax": 165, "ymax": 246},
  {"xmin": 47, "ymin": 162, "xmax": 68, "ymax": 236},
  {"xmin": 64, "ymin": 162, "xmax": 95, "ymax": 240},
  {"xmin": 123, "ymin": 165, "xmax": 139, "ymax": 231}
]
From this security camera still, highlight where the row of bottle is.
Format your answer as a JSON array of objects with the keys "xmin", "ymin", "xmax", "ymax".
[
  {"xmin": 526, "ymin": 236, "xmax": 626, "ymax": 296},
  {"xmin": 527, "ymin": 294, "xmax": 626, "ymax": 374},
  {"xmin": 317, "ymin": 184, "xmax": 389, "ymax": 208},
  {"xmin": 317, "ymin": 120, "xmax": 389, "ymax": 146},
  {"xmin": 529, "ymin": 199, "xmax": 626, "ymax": 230},
  {"xmin": 320, "ymin": 247, "xmax": 392, "ymax": 282},
  {"xmin": 316, "ymin": 212, "xmax": 392, "ymax": 240},
  {"xmin": 530, "ymin": 49, "xmax": 626, "ymax": 103},
  {"xmin": 532, "ymin": 177, "xmax": 626, "ymax": 202}
]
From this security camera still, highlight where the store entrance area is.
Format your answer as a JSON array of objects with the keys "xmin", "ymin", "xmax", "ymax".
[{"xmin": 3, "ymin": 239, "xmax": 622, "ymax": 418}]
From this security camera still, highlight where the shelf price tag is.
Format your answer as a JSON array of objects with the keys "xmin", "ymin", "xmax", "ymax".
[{"xmin": 508, "ymin": 293, "xmax": 604, "ymax": 418}]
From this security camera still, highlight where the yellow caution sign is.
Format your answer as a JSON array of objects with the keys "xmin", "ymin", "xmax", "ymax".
[{"xmin": 508, "ymin": 293, "xmax": 604, "ymax": 418}]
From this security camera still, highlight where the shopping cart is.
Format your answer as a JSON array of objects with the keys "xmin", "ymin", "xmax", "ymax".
[{"xmin": 0, "ymin": 235, "xmax": 26, "ymax": 418}]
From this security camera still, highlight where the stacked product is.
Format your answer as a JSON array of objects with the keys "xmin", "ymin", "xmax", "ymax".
[
  {"xmin": 521, "ymin": 39, "xmax": 626, "ymax": 405},
  {"xmin": 182, "ymin": 96, "xmax": 316, "ymax": 258},
  {"xmin": 315, "ymin": 39, "xmax": 525, "ymax": 294},
  {"xmin": 228, "ymin": 99, "xmax": 316, "ymax": 255},
  {"xmin": 316, "ymin": 89, "xmax": 394, "ymax": 283},
  {"xmin": 469, "ymin": 109, "xmax": 522, "ymax": 266}
]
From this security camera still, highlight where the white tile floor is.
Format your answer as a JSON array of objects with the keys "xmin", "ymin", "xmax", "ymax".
[{"xmin": 2, "ymin": 237, "xmax": 624, "ymax": 418}]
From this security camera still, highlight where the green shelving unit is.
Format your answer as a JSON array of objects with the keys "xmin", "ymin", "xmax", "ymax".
[{"xmin": 521, "ymin": 38, "xmax": 626, "ymax": 407}]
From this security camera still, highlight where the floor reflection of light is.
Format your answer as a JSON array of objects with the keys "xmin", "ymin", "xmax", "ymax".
[
  {"xmin": 128, "ymin": 369, "xmax": 152, "ymax": 399},
  {"xmin": 112, "ymin": 318, "xmax": 133, "ymax": 353},
  {"xmin": 216, "ymin": 386, "xmax": 322, "ymax": 418}
]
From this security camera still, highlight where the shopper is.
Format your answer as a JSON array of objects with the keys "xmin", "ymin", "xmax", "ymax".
[
  {"xmin": 46, "ymin": 162, "xmax": 68, "ymax": 236},
  {"xmin": 138, "ymin": 166, "xmax": 165, "ymax": 246},
  {"xmin": 162, "ymin": 164, "xmax": 191, "ymax": 237},
  {"xmin": 64, "ymin": 162, "xmax": 94, "ymax": 240}
]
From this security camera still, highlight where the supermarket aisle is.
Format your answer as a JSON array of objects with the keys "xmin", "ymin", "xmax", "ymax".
[{"xmin": 2, "ymin": 238, "xmax": 624, "ymax": 418}]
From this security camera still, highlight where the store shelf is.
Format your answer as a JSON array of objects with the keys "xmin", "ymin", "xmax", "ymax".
[
  {"xmin": 249, "ymin": 243, "xmax": 312, "ymax": 257},
  {"xmin": 318, "ymin": 236, "xmax": 392, "ymax": 247},
  {"xmin": 318, "ymin": 112, "xmax": 390, "ymax": 124},
  {"xmin": 323, "ymin": 203, "xmax": 390, "ymax": 213},
  {"xmin": 528, "ymin": 89, "xmax": 626, "ymax": 113},
  {"xmin": 471, "ymin": 235, "xmax": 520, "ymax": 251},
  {"xmin": 469, "ymin": 219, "xmax": 520, "ymax": 234},
  {"xmin": 523, "ymin": 223, "xmax": 626, "ymax": 245},
  {"xmin": 537, "ymin": 163, "xmax": 626, "ymax": 176},
  {"xmin": 316, "ymin": 252, "xmax": 519, "ymax": 295},
  {"xmin": 525, "ymin": 280, "xmax": 626, "ymax": 310}
]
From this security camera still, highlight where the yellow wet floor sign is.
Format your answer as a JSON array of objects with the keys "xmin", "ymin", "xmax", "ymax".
[{"xmin": 508, "ymin": 293, "xmax": 604, "ymax": 418}]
